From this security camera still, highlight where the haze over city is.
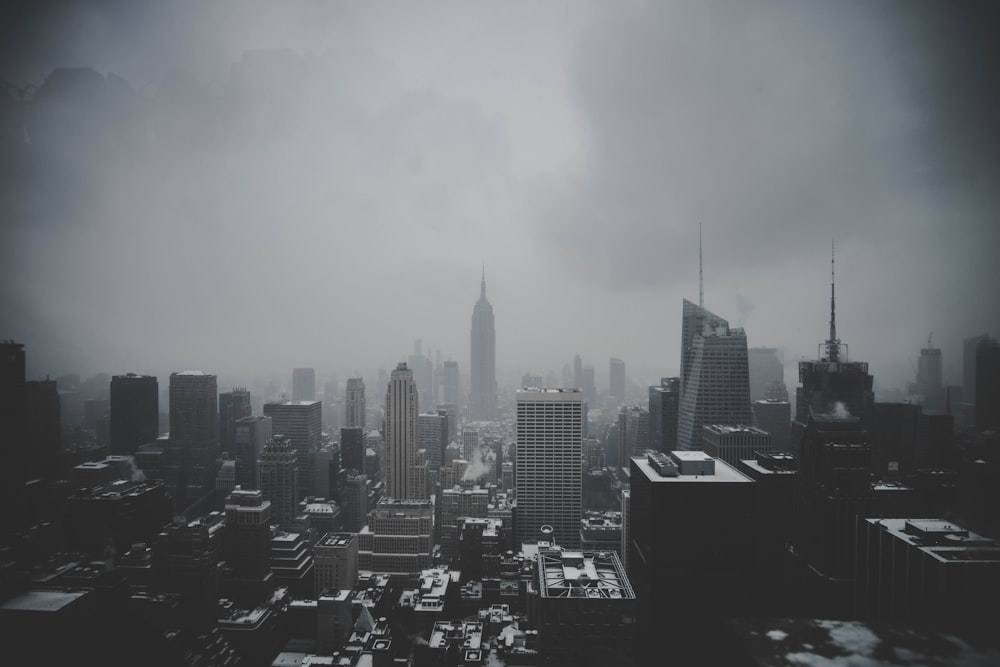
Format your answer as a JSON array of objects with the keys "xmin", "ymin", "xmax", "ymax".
[{"xmin": 2, "ymin": 0, "xmax": 999, "ymax": 394}]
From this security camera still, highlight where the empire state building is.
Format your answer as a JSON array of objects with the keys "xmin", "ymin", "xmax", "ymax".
[{"xmin": 470, "ymin": 267, "xmax": 497, "ymax": 421}]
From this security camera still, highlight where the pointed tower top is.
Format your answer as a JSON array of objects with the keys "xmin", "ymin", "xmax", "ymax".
[{"xmin": 481, "ymin": 262, "xmax": 486, "ymax": 299}]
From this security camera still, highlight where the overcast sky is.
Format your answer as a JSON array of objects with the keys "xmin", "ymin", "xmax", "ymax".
[{"xmin": 2, "ymin": 0, "xmax": 998, "ymax": 397}]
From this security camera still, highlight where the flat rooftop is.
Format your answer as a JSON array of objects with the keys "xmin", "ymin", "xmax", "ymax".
[{"xmin": 633, "ymin": 454, "xmax": 753, "ymax": 483}]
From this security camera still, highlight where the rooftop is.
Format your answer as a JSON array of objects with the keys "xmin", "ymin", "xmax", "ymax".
[
  {"xmin": 537, "ymin": 550, "xmax": 635, "ymax": 600},
  {"xmin": 633, "ymin": 453, "xmax": 752, "ymax": 483}
]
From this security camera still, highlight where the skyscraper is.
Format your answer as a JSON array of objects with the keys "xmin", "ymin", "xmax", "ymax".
[
  {"xmin": 515, "ymin": 388, "xmax": 583, "ymax": 548},
  {"xmin": 218, "ymin": 387, "xmax": 251, "ymax": 458},
  {"xmin": 408, "ymin": 340, "xmax": 433, "ymax": 406},
  {"xmin": 292, "ymin": 367, "xmax": 316, "ymax": 402},
  {"xmin": 167, "ymin": 371, "xmax": 219, "ymax": 513},
  {"xmin": 470, "ymin": 267, "xmax": 497, "ymax": 421},
  {"xmin": 344, "ymin": 377, "xmax": 366, "ymax": 430},
  {"xmin": 0, "ymin": 342, "xmax": 26, "ymax": 499},
  {"xmin": 417, "ymin": 410, "xmax": 448, "ymax": 469},
  {"xmin": 676, "ymin": 300, "xmax": 752, "ymax": 450},
  {"xmin": 110, "ymin": 373, "xmax": 159, "ymax": 456},
  {"xmin": 648, "ymin": 377, "xmax": 680, "ymax": 453},
  {"xmin": 234, "ymin": 415, "xmax": 272, "ymax": 489},
  {"xmin": 262, "ymin": 400, "xmax": 322, "ymax": 497},
  {"xmin": 748, "ymin": 347, "xmax": 785, "ymax": 402},
  {"xmin": 385, "ymin": 362, "xmax": 419, "ymax": 500},
  {"xmin": 25, "ymin": 379, "xmax": 60, "ymax": 478},
  {"xmin": 915, "ymin": 340, "xmax": 944, "ymax": 410},
  {"xmin": 258, "ymin": 435, "xmax": 299, "ymax": 528},
  {"xmin": 792, "ymin": 246, "xmax": 874, "ymax": 451},
  {"xmin": 975, "ymin": 336, "xmax": 1000, "ymax": 429},
  {"xmin": 609, "ymin": 358, "xmax": 626, "ymax": 403}
]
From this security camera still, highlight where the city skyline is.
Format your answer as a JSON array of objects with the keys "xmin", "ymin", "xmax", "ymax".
[{"xmin": 2, "ymin": 1, "xmax": 998, "ymax": 394}]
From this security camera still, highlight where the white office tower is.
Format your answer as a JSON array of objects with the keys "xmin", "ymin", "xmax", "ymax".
[
  {"xmin": 677, "ymin": 299, "xmax": 753, "ymax": 450},
  {"xmin": 470, "ymin": 267, "xmax": 497, "ymax": 421},
  {"xmin": 344, "ymin": 377, "xmax": 366, "ymax": 430},
  {"xmin": 385, "ymin": 362, "xmax": 419, "ymax": 500},
  {"xmin": 515, "ymin": 388, "xmax": 583, "ymax": 549}
]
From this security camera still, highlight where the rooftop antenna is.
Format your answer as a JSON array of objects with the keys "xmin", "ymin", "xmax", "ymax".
[
  {"xmin": 699, "ymin": 223, "xmax": 704, "ymax": 309},
  {"xmin": 825, "ymin": 240, "xmax": 841, "ymax": 362},
  {"xmin": 481, "ymin": 261, "xmax": 486, "ymax": 299}
]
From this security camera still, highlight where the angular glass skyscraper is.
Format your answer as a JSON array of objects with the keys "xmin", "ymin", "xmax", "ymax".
[
  {"xmin": 677, "ymin": 300, "xmax": 752, "ymax": 450},
  {"xmin": 470, "ymin": 268, "xmax": 497, "ymax": 421}
]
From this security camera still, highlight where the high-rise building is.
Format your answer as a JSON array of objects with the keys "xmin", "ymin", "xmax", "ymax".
[
  {"xmin": 344, "ymin": 377, "xmax": 366, "ymax": 430},
  {"xmin": 535, "ymin": 549, "xmax": 636, "ymax": 666},
  {"xmin": 975, "ymin": 337, "xmax": 1000, "ymax": 429},
  {"xmin": 417, "ymin": 410, "xmax": 448, "ymax": 469},
  {"xmin": 964, "ymin": 333, "xmax": 990, "ymax": 404},
  {"xmin": 462, "ymin": 425, "xmax": 481, "ymax": 462},
  {"xmin": 609, "ymin": 358, "xmax": 626, "ymax": 403},
  {"xmin": 167, "ymin": 371, "xmax": 219, "ymax": 513},
  {"xmin": 700, "ymin": 424, "xmax": 772, "ymax": 469},
  {"xmin": 223, "ymin": 487, "xmax": 273, "ymax": 584},
  {"xmin": 292, "ymin": 367, "xmax": 316, "ymax": 402},
  {"xmin": 262, "ymin": 400, "xmax": 322, "ymax": 497},
  {"xmin": 0, "ymin": 341, "xmax": 26, "ymax": 501},
  {"xmin": 470, "ymin": 268, "xmax": 497, "ymax": 421},
  {"xmin": 648, "ymin": 377, "xmax": 680, "ymax": 453},
  {"xmin": 25, "ymin": 379, "xmax": 60, "ymax": 478},
  {"xmin": 676, "ymin": 299, "xmax": 752, "ymax": 450},
  {"xmin": 218, "ymin": 387, "xmax": 251, "ymax": 458},
  {"xmin": 340, "ymin": 471, "xmax": 369, "ymax": 532},
  {"xmin": 358, "ymin": 499, "xmax": 434, "ymax": 574},
  {"xmin": 752, "ymin": 399, "xmax": 792, "ymax": 451},
  {"xmin": 792, "ymin": 249, "xmax": 874, "ymax": 452},
  {"xmin": 110, "ymin": 373, "xmax": 158, "ymax": 456},
  {"xmin": 258, "ymin": 435, "xmax": 299, "ymax": 528},
  {"xmin": 234, "ymin": 415, "xmax": 272, "ymax": 489},
  {"xmin": 515, "ymin": 388, "xmax": 583, "ymax": 548},
  {"xmin": 618, "ymin": 405, "xmax": 649, "ymax": 466},
  {"xmin": 314, "ymin": 532, "xmax": 359, "ymax": 597},
  {"xmin": 748, "ymin": 347, "xmax": 785, "ymax": 402},
  {"xmin": 340, "ymin": 426, "xmax": 365, "ymax": 473},
  {"xmin": 629, "ymin": 451, "xmax": 756, "ymax": 651},
  {"xmin": 385, "ymin": 362, "xmax": 419, "ymax": 500}
]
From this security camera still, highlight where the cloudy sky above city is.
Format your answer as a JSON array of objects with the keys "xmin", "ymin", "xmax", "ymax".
[{"xmin": 2, "ymin": 0, "xmax": 998, "ymax": 396}]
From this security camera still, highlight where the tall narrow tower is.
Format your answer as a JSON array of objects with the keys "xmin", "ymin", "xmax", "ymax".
[
  {"xmin": 470, "ymin": 266, "xmax": 497, "ymax": 421},
  {"xmin": 385, "ymin": 362, "xmax": 419, "ymax": 500},
  {"xmin": 344, "ymin": 377, "xmax": 366, "ymax": 430}
]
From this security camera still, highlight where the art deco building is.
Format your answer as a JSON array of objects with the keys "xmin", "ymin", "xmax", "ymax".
[
  {"xmin": 470, "ymin": 268, "xmax": 497, "ymax": 421},
  {"xmin": 385, "ymin": 362, "xmax": 419, "ymax": 500}
]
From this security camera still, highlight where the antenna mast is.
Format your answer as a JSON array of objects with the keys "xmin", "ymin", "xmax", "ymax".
[{"xmin": 826, "ymin": 240, "xmax": 841, "ymax": 362}]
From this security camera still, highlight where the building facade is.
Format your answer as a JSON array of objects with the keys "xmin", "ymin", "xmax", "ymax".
[
  {"xmin": 385, "ymin": 362, "xmax": 419, "ymax": 500},
  {"xmin": 515, "ymin": 388, "xmax": 583, "ymax": 548}
]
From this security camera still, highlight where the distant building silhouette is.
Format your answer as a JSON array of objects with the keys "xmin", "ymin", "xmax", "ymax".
[
  {"xmin": 218, "ymin": 387, "xmax": 251, "ymax": 458},
  {"xmin": 344, "ymin": 377, "xmax": 366, "ymax": 430},
  {"xmin": 234, "ymin": 415, "xmax": 272, "ymax": 489},
  {"xmin": 609, "ymin": 357, "xmax": 626, "ymax": 403},
  {"xmin": 470, "ymin": 267, "xmax": 497, "ymax": 421},
  {"xmin": 25, "ymin": 378, "xmax": 60, "ymax": 478},
  {"xmin": 291, "ymin": 367, "xmax": 316, "ymax": 402},
  {"xmin": 748, "ymin": 347, "xmax": 785, "ymax": 402},
  {"xmin": 110, "ymin": 373, "xmax": 158, "ymax": 456}
]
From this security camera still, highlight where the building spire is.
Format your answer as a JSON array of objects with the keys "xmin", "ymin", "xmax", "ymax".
[
  {"xmin": 699, "ymin": 223, "xmax": 704, "ymax": 309},
  {"xmin": 481, "ymin": 261, "xmax": 486, "ymax": 299},
  {"xmin": 826, "ymin": 240, "xmax": 841, "ymax": 362}
]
